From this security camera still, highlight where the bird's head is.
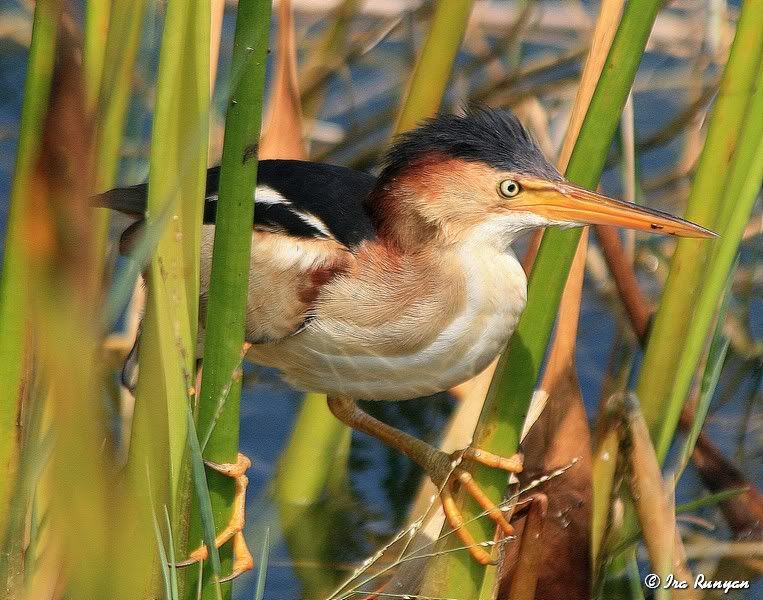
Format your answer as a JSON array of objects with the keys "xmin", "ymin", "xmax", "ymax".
[{"xmin": 369, "ymin": 108, "xmax": 714, "ymax": 249}]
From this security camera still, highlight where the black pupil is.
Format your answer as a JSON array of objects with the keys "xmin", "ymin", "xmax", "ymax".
[{"xmin": 506, "ymin": 182, "xmax": 517, "ymax": 194}]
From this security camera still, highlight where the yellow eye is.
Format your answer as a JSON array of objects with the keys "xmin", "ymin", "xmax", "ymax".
[{"xmin": 499, "ymin": 179, "xmax": 521, "ymax": 198}]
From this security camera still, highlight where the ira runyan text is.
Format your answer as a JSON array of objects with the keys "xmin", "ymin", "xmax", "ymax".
[{"xmin": 664, "ymin": 574, "xmax": 750, "ymax": 593}]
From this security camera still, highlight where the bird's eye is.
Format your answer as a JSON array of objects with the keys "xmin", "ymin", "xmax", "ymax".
[{"xmin": 499, "ymin": 179, "xmax": 521, "ymax": 198}]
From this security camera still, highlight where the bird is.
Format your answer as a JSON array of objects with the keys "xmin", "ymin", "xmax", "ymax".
[{"xmin": 98, "ymin": 107, "xmax": 715, "ymax": 575}]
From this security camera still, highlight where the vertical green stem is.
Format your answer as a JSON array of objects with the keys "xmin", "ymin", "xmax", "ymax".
[
  {"xmin": 595, "ymin": 7, "xmax": 763, "ymax": 597},
  {"xmin": 394, "ymin": 0, "xmax": 475, "ymax": 134},
  {"xmin": 0, "ymin": 0, "xmax": 62, "ymax": 542},
  {"xmin": 188, "ymin": 1, "xmax": 272, "ymax": 598},
  {"xmin": 636, "ymin": 0, "xmax": 763, "ymax": 455},
  {"xmin": 83, "ymin": 0, "xmax": 110, "ymax": 112},
  {"xmin": 94, "ymin": 0, "xmax": 149, "ymax": 191},
  {"xmin": 84, "ymin": 0, "xmax": 111, "ymax": 257},
  {"xmin": 127, "ymin": 0, "xmax": 210, "ymax": 594},
  {"xmin": 653, "ymin": 59, "xmax": 763, "ymax": 461},
  {"xmin": 90, "ymin": 0, "xmax": 149, "ymax": 262},
  {"xmin": 275, "ymin": 393, "xmax": 351, "ymax": 504}
]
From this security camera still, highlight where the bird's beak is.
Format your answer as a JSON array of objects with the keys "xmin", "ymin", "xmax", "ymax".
[{"xmin": 515, "ymin": 179, "xmax": 716, "ymax": 238}]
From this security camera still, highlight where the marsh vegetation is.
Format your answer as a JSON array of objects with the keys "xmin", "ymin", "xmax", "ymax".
[{"xmin": 0, "ymin": 0, "xmax": 761, "ymax": 599}]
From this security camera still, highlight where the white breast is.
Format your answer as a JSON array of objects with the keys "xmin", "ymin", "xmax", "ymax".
[{"xmin": 250, "ymin": 241, "xmax": 528, "ymax": 400}]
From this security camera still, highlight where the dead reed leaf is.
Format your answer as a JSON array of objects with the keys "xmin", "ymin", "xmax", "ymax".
[
  {"xmin": 499, "ymin": 494, "xmax": 548, "ymax": 600},
  {"xmin": 623, "ymin": 394, "xmax": 696, "ymax": 600},
  {"xmin": 260, "ymin": 0, "xmax": 307, "ymax": 160}
]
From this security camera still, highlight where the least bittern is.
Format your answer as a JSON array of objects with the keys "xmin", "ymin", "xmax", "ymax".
[{"xmin": 99, "ymin": 108, "xmax": 714, "ymax": 574}]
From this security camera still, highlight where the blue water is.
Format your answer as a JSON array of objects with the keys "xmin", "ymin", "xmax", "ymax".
[{"xmin": 1, "ymin": 4, "xmax": 760, "ymax": 599}]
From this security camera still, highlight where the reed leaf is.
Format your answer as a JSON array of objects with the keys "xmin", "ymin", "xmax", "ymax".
[
  {"xmin": 675, "ymin": 488, "xmax": 747, "ymax": 515},
  {"xmin": 188, "ymin": 1, "xmax": 272, "ymax": 597},
  {"xmin": 254, "ymin": 527, "xmax": 270, "ymax": 600},
  {"xmin": 0, "ymin": 0, "xmax": 61, "ymax": 543},
  {"xmin": 623, "ymin": 396, "xmax": 694, "ymax": 600},
  {"xmin": 94, "ymin": 0, "xmax": 149, "ymax": 191},
  {"xmin": 165, "ymin": 505, "xmax": 181, "ymax": 600},
  {"xmin": 90, "ymin": 0, "xmax": 149, "ymax": 262},
  {"xmin": 425, "ymin": 1, "xmax": 665, "ymax": 596},
  {"xmin": 185, "ymin": 406, "xmax": 223, "ymax": 584},
  {"xmin": 591, "ymin": 395, "xmax": 626, "ymax": 577},
  {"xmin": 636, "ymin": 0, "xmax": 763, "ymax": 460},
  {"xmin": 394, "ymin": 0, "xmax": 474, "ymax": 135},
  {"xmin": 126, "ymin": 0, "xmax": 209, "ymax": 594},
  {"xmin": 83, "ymin": 0, "xmax": 109, "ymax": 112},
  {"xmin": 674, "ymin": 275, "xmax": 732, "ymax": 479},
  {"xmin": 152, "ymin": 503, "xmax": 173, "ymax": 600},
  {"xmin": 21, "ymin": 23, "xmax": 116, "ymax": 596},
  {"xmin": 275, "ymin": 392, "xmax": 351, "ymax": 504},
  {"xmin": 650, "ymin": 57, "xmax": 763, "ymax": 462}
]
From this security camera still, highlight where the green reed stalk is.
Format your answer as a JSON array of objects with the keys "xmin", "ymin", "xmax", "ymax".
[
  {"xmin": 0, "ymin": 0, "xmax": 61, "ymax": 543},
  {"xmin": 88, "ymin": 0, "xmax": 149, "ymax": 263},
  {"xmin": 8, "ymin": 14, "xmax": 144, "ymax": 596},
  {"xmin": 83, "ymin": 0, "xmax": 110, "ymax": 112},
  {"xmin": 275, "ymin": 392, "xmax": 351, "ymax": 504},
  {"xmin": 187, "ymin": 1, "xmax": 272, "ymax": 598},
  {"xmin": 636, "ymin": 0, "xmax": 763, "ymax": 458},
  {"xmin": 83, "ymin": 0, "xmax": 111, "ymax": 258},
  {"xmin": 654, "ymin": 60, "xmax": 763, "ymax": 462},
  {"xmin": 127, "ymin": 0, "xmax": 209, "ymax": 593},
  {"xmin": 394, "ymin": 0, "xmax": 475, "ymax": 134},
  {"xmin": 597, "ymin": 6, "xmax": 763, "ymax": 596},
  {"xmin": 422, "ymin": 2, "xmax": 666, "ymax": 597},
  {"xmin": 93, "ymin": 0, "xmax": 149, "ymax": 191}
]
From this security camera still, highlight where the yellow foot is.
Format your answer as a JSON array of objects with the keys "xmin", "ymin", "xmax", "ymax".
[
  {"xmin": 439, "ymin": 448, "xmax": 523, "ymax": 565},
  {"xmin": 176, "ymin": 452, "xmax": 253, "ymax": 582}
]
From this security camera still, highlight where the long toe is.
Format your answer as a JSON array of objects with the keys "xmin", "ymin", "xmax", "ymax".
[
  {"xmin": 175, "ymin": 453, "xmax": 252, "ymax": 581},
  {"xmin": 219, "ymin": 532, "xmax": 255, "ymax": 582},
  {"xmin": 440, "ymin": 482, "xmax": 495, "ymax": 565},
  {"xmin": 428, "ymin": 447, "xmax": 522, "ymax": 565},
  {"xmin": 453, "ymin": 468, "xmax": 514, "ymax": 535},
  {"xmin": 453, "ymin": 447, "xmax": 523, "ymax": 474}
]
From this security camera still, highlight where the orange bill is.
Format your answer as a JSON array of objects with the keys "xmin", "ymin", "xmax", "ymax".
[{"xmin": 515, "ymin": 178, "xmax": 716, "ymax": 238}]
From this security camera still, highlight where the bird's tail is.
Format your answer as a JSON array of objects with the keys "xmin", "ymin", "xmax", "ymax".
[{"xmin": 92, "ymin": 182, "xmax": 149, "ymax": 216}]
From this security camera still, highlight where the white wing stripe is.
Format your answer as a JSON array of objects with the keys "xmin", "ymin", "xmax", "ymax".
[
  {"xmin": 291, "ymin": 209, "xmax": 334, "ymax": 239},
  {"xmin": 255, "ymin": 185, "xmax": 291, "ymax": 205}
]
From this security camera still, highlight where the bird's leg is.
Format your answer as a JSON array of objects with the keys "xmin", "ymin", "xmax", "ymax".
[
  {"xmin": 327, "ymin": 395, "xmax": 523, "ymax": 564},
  {"xmin": 180, "ymin": 343, "xmax": 254, "ymax": 580},
  {"xmin": 176, "ymin": 453, "xmax": 254, "ymax": 582}
]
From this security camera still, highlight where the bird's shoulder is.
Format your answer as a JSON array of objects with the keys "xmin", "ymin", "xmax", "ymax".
[{"xmin": 206, "ymin": 159, "xmax": 377, "ymax": 249}]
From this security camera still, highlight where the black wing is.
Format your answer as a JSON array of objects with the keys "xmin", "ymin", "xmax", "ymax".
[{"xmin": 96, "ymin": 159, "xmax": 378, "ymax": 249}]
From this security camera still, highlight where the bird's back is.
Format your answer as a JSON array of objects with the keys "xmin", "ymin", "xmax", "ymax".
[{"xmin": 96, "ymin": 159, "xmax": 378, "ymax": 250}]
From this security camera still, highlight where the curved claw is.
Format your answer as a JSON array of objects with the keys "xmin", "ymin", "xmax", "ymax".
[{"xmin": 219, "ymin": 531, "xmax": 255, "ymax": 582}]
